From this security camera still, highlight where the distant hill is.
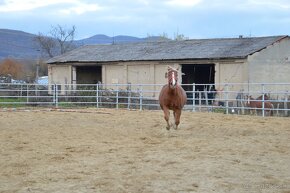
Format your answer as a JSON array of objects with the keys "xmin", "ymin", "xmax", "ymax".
[
  {"xmin": 0, "ymin": 29, "xmax": 41, "ymax": 59},
  {"xmin": 75, "ymin": 34, "xmax": 145, "ymax": 45},
  {"xmin": 0, "ymin": 29, "xmax": 168, "ymax": 60}
]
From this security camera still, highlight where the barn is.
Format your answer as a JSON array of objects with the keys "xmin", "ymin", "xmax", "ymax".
[{"xmin": 46, "ymin": 35, "xmax": 290, "ymax": 96}]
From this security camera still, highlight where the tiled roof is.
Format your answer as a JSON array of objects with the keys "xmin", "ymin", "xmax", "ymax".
[{"xmin": 47, "ymin": 36, "xmax": 287, "ymax": 64}]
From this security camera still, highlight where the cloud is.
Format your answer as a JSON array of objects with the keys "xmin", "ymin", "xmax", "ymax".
[
  {"xmin": 165, "ymin": 0, "xmax": 202, "ymax": 7},
  {"xmin": 59, "ymin": 2, "xmax": 102, "ymax": 15},
  {"xmin": 135, "ymin": 0, "xmax": 150, "ymax": 6},
  {"xmin": 0, "ymin": 0, "xmax": 65, "ymax": 12},
  {"xmin": 0, "ymin": 0, "xmax": 102, "ymax": 14},
  {"xmin": 1, "ymin": 0, "xmax": 290, "ymax": 39},
  {"xmin": 247, "ymin": 0, "xmax": 290, "ymax": 9}
]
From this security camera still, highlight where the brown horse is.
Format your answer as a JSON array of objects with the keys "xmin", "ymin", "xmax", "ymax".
[
  {"xmin": 159, "ymin": 66, "xmax": 187, "ymax": 130},
  {"xmin": 245, "ymin": 95, "xmax": 273, "ymax": 116},
  {"xmin": 256, "ymin": 94, "xmax": 270, "ymax": 101}
]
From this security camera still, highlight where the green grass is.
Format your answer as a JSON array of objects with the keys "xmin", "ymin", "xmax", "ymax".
[
  {"xmin": 212, "ymin": 107, "xmax": 226, "ymax": 114},
  {"xmin": 0, "ymin": 97, "xmax": 27, "ymax": 108},
  {"xmin": 57, "ymin": 102, "xmax": 80, "ymax": 108}
]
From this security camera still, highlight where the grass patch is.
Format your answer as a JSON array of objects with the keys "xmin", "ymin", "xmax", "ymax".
[
  {"xmin": 0, "ymin": 97, "xmax": 27, "ymax": 108},
  {"xmin": 212, "ymin": 107, "xmax": 226, "ymax": 114}
]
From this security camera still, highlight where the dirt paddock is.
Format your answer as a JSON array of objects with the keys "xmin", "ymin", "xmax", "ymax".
[{"xmin": 0, "ymin": 108, "xmax": 289, "ymax": 193}]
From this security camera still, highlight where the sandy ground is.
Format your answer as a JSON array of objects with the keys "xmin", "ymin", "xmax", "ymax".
[{"xmin": 0, "ymin": 108, "xmax": 289, "ymax": 193}]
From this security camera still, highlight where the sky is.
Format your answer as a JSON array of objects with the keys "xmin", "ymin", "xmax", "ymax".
[{"xmin": 0, "ymin": 0, "xmax": 290, "ymax": 40}]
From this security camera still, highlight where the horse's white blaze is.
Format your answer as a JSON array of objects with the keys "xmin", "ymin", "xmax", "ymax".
[{"xmin": 172, "ymin": 72, "xmax": 176, "ymax": 86}]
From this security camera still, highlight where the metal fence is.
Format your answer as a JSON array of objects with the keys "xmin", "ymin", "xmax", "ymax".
[{"xmin": 0, "ymin": 83, "xmax": 290, "ymax": 117}]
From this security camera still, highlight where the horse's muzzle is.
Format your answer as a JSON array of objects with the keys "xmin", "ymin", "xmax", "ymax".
[{"xmin": 170, "ymin": 83, "xmax": 177, "ymax": 89}]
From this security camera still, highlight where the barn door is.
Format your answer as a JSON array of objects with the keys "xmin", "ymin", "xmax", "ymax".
[
  {"xmin": 76, "ymin": 66, "xmax": 102, "ymax": 84},
  {"xmin": 181, "ymin": 64, "xmax": 215, "ymax": 95}
]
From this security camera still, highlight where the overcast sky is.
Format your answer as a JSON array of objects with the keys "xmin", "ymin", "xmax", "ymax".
[{"xmin": 0, "ymin": 0, "xmax": 290, "ymax": 40}]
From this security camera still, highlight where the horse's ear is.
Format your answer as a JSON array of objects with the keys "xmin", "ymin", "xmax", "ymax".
[
  {"xmin": 165, "ymin": 72, "xmax": 168, "ymax": 78},
  {"xmin": 167, "ymin": 66, "xmax": 172, "ymax": 71},
  {"xmin": 176, "ymin": 66, "xmax": 179, "ymax": 71}
]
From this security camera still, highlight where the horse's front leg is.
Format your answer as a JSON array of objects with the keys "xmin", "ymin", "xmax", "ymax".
[
  {"xmin": 163, "ymin": 108, "xmax": 170, "ymax": 130},
  {"xmin": 173, "ymin": 109, "xmax": 181, "ymax": 130}
]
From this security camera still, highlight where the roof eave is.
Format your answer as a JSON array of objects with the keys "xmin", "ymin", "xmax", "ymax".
[
  {"xmin": 47, "ymin": 56, "xmax": 247, "ymax": 65},
  {"xmin": 248, "ymin": 35, "xmax": 289, "ymax": 56}
]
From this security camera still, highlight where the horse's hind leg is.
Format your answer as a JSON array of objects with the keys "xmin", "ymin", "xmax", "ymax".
[{"xmin": 163, "ymin": 108, "xmax": 170, "ymax": 130}]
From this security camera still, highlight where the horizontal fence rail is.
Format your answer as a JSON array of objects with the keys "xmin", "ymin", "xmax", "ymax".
[{"xmin": 0, "ymin": 83, "xmax": 290, "ymax": 117}]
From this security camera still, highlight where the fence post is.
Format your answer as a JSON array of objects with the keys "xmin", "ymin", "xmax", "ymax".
[
  {"xmin": 262, "ymin": 84, "xmax": 265, "ymax": 117},
  {"xmin": 20, "ymin": 84, "xmax": 23, "ymax": 97},
  {"xmin": 96, "ymin": 84, "xmax": 99, "ymax": 108},
  {"xmin": 139, "ymin": 85, "xmax": 143, "ymax": 111},
  {"xmin": 52, "ymin": 85, "xmax": 55, "ymax": 106},
  {"xmin": 204, "ymin": 89, "xmax": 209, "ymax": 111},
  {"xmin": 284, "ymin": 92, "xmax": 288, "ymax": 117},
  {"xmin": 26, "ymin": 84, "xmax": 29, "ymax": 104},
  {"xmin": 198, "ymin": 91, "xmax": 202, "ymax": 112},
  {"xmin": 192, "ymin": 83, "xmax": 195, "ymax": 112},
  {"xmin": 116, "ymin": 84, "xmax": 119, "ymax": 109},
  {"xmin": 225, "ymin": 84, "xmax": 229, "ymax": 114},
  {"xmin": 54, "ymin": 84, "xmax": 58, "ymax": 108},
  {"xmin": 35, "ymin": 83, "xmax": 39, "ymax": 97},
  {"xmin": 127, "ymin": 83, "xmax": 131, "ymax": 110}
]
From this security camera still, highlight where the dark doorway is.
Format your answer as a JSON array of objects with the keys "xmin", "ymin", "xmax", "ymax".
[
  {"xmin": 76, "ymin": 66, "xmax": 102, "ymax": 84},
  {"xmin": 182, "ymin": 64, "xmax": 215, "ymax": 103}
]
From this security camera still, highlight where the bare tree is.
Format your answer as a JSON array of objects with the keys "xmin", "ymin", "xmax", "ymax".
[
  {"xmin": 173, "ymin": 32, "xmax": 189, "ymax": 41},
  {"xmin": 146, "ymin": 31, "xmax": 188, "ymax": 41},
  {"xmin": 35, "ymin": 25, "xmax": 77, "ymax": 58},
  {"xmin": 146, "ymin": 32, "xmax": 170, "ymax": 41},
  {"xmin": 34, "ymin": 34, "xmax": 56, "ymax": 58}
]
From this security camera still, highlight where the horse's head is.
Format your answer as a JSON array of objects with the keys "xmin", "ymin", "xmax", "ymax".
[
  {"xmin": 264, "ymin": 94, "xmax": 270, "ymax": 100},
  {"xmin": 167, "ymin": 66, "xmax": 179, "ymax": 89},
  {"xmin": 245, "ymin": 95, "xmax": 254, "ymax": 106}
]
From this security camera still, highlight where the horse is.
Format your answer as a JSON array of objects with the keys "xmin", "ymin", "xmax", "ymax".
[
  {"xmin": 256, "ymin": 94, "xmax": 270, "ymax": 101},
  {"xmin": 245, "ymin": 95, "xmax": 273, "ymax": 116},
  {"xmin": 159, "ymin": 66, "xmax": 187, "ymax": 130}
]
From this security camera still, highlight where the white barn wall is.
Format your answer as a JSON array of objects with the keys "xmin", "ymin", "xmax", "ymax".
[
  {"xmin": 48, "ymin": 65, "xmax": 71, "ymax": 85},
  {"xmin": 102, "ymin": 62, "xmax": 181, "ymax": 97},
  {"xmin": 103, "ymin": 62, "xmax": 156, "ymax": 95},
  {"xmin": 248, "ymin": 38, "xmax": 290, "ymax": 83},
  {"xmin": 127, "ymin": 64, "xmax": 150, "ymax": 84},
  {"xmin": 218, "ymin": 62, "xmax": 245, "ymax": 84},
  {"xmin": 103, "ymin": 64, "xmax": 124, "ymax": 84},
  {"xmin": 247, "ymin": 38, "xmax": 290, "ymax": 96},
  {"xmin": 127, "ymin": 64, "xmax": 151, "ymax": 93},
  {"xmin": 48, "ymin": 65, "xmax": 72, "ymax": 95},
  {"xmin": 208, "ymin": 61, "xmax": 246, "ymax": 101}
]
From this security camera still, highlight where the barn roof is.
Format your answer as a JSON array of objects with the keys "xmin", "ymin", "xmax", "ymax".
[{"xmin": 47, "ymin": 35, "xmax": 288, "ymax": 64}]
